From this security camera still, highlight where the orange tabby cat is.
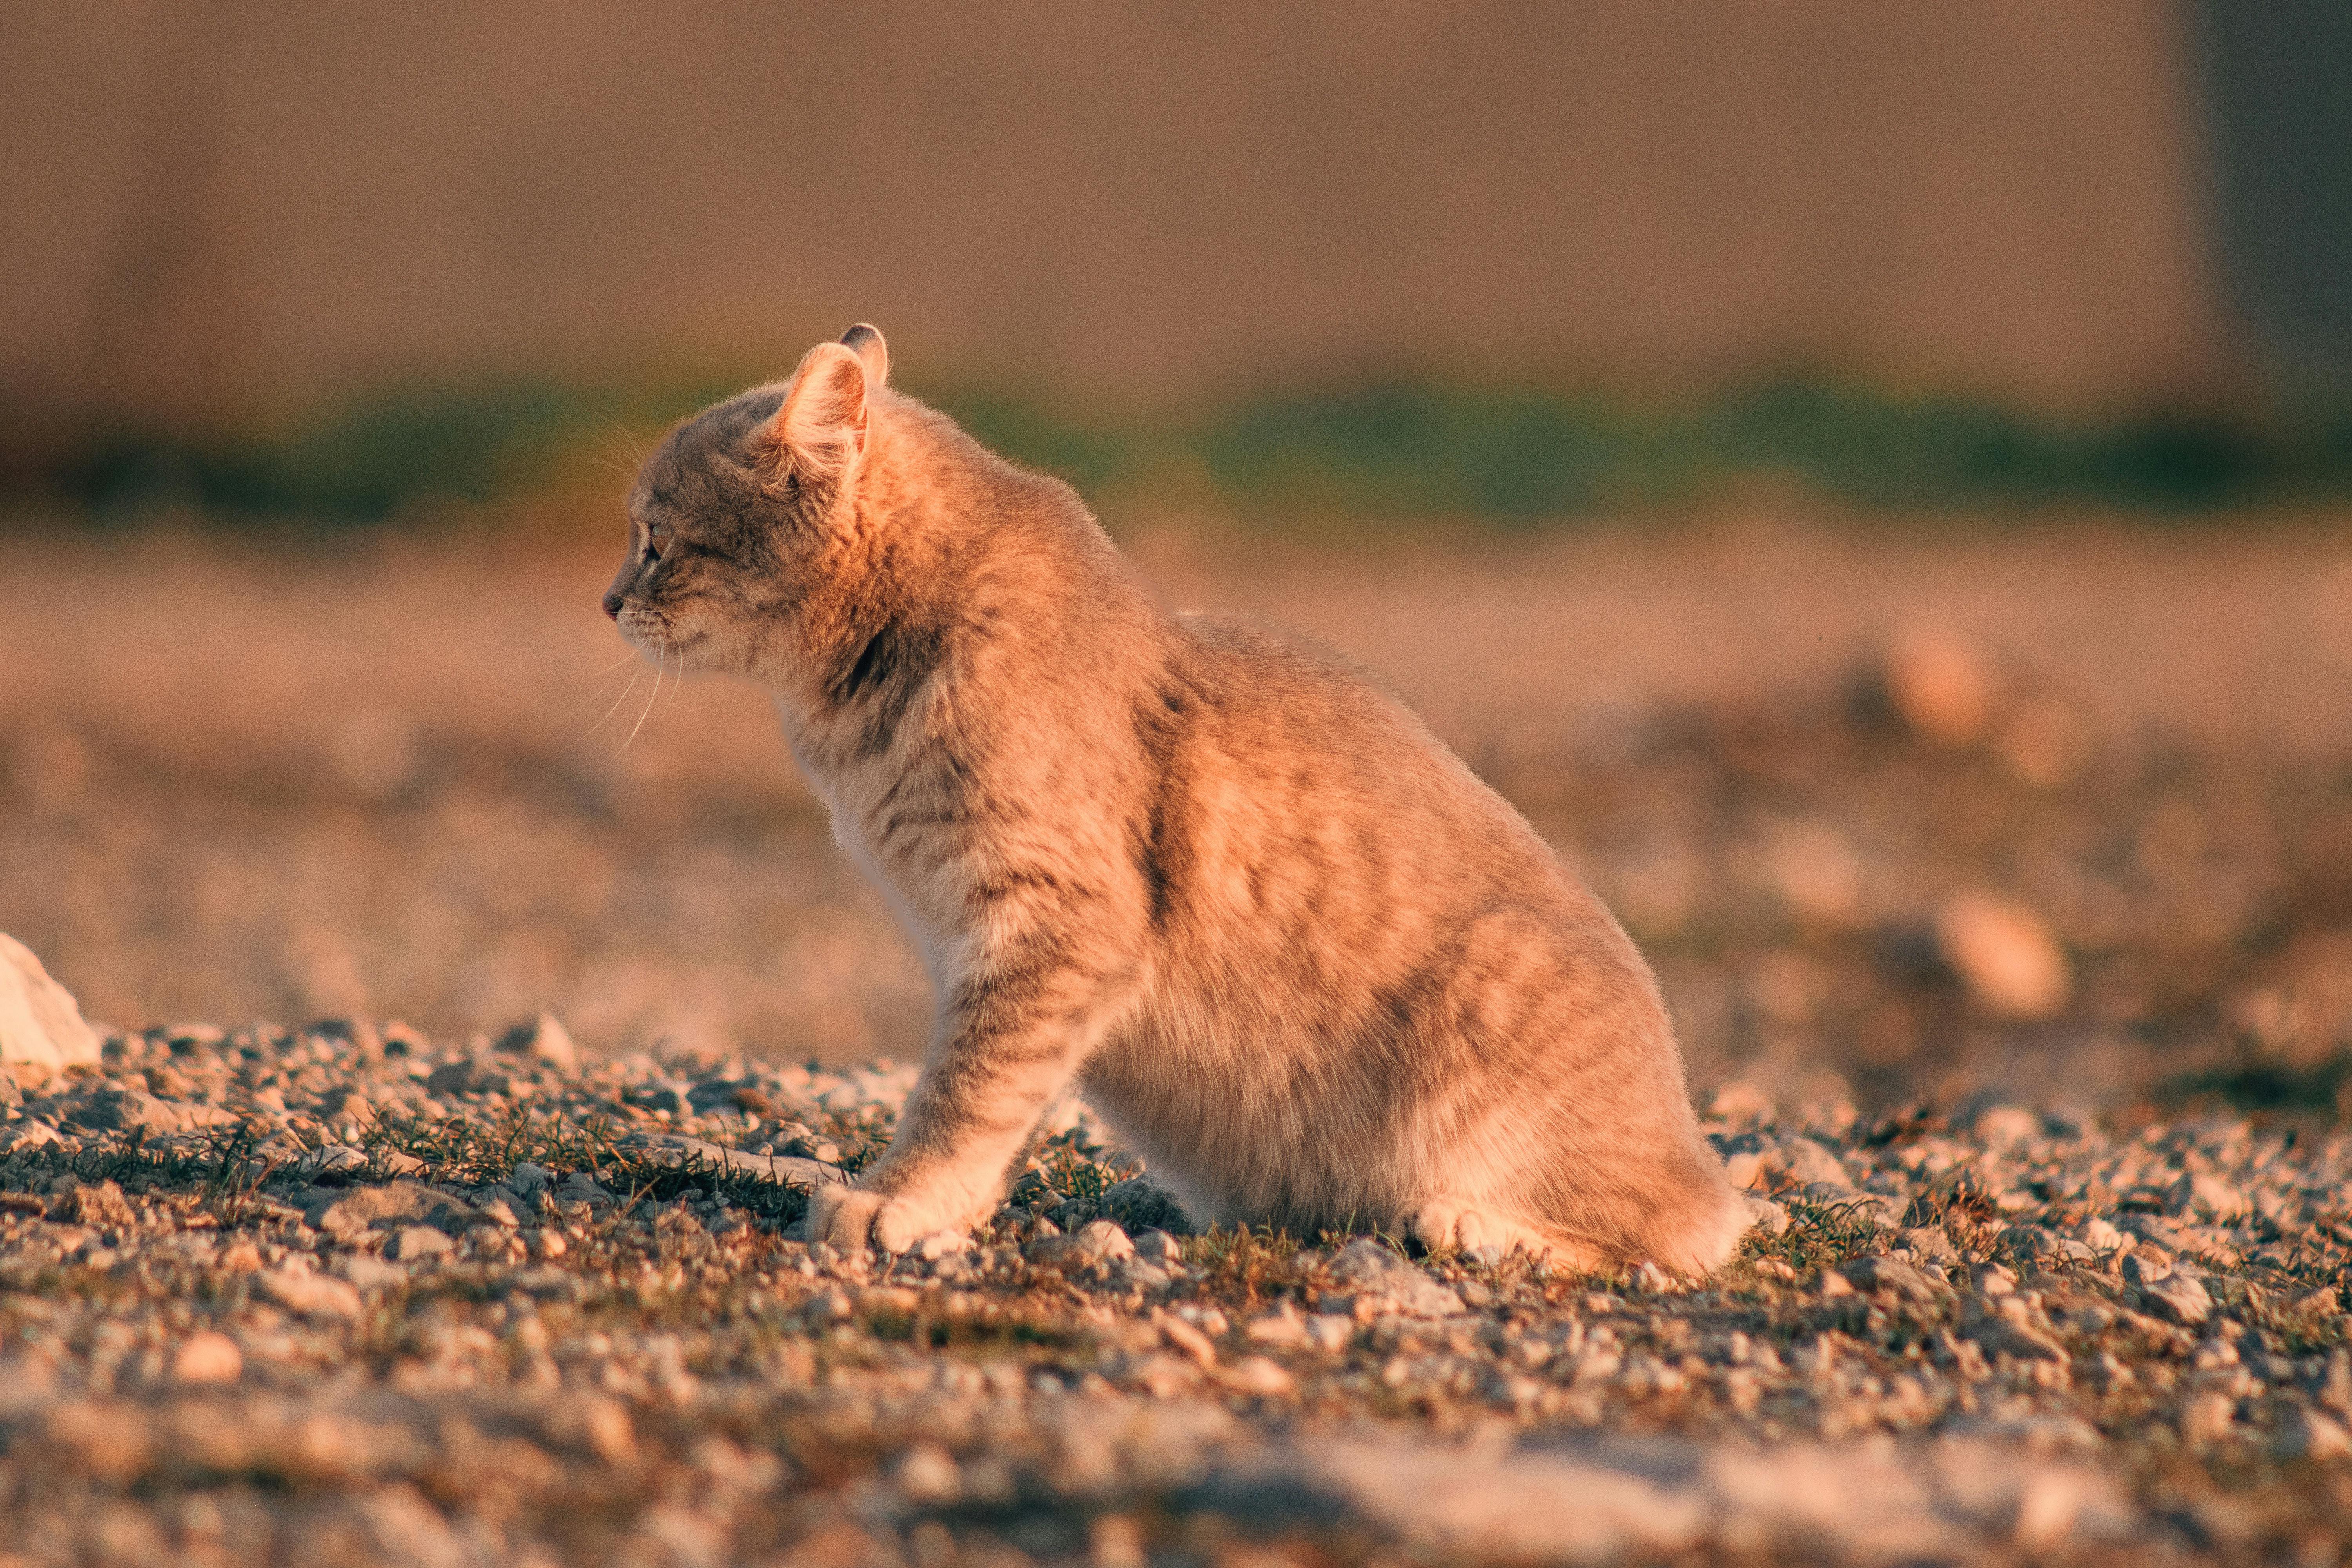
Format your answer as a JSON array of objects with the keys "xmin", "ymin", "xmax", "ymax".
[{"xmin": 604, "ymin": 325, "xmax": 1747, "ymax": 1271}]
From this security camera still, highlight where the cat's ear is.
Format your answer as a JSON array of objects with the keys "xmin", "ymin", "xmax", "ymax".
[
  {"xmin": 840, "ymin": 323, "xmax": 889, "ymax": 387},
  {"xmin": 766, "ymin": 341, "xmax": 870, "ymax": 483}
]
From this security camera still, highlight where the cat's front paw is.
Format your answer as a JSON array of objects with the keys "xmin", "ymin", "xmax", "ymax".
[
  {"xmin": 805, "ymin": 1185, "xmax": 889, "ymax": 1250},
  {"xmin": 804, "ymin": 1182, "xmax": 960, "ymax": 1254}
]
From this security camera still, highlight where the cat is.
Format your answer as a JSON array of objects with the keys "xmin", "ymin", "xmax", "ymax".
[{"xmin": 604, "ymin": 325, "xmax": 1749, "ymax": 1272}]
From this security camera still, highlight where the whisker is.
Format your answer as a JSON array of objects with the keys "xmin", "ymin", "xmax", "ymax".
[
  {"xmin": 566, "ymin": 663, "xmax": 642, "ymax": 749},
  {"xmin": 615, "ymin": 645, "xmax": 662, "ymax": 758}
]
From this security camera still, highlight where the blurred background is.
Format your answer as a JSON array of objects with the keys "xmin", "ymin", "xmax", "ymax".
[{"xmin": 3, "ymin": 1, "xmax": 2349, "ymax": 1120}]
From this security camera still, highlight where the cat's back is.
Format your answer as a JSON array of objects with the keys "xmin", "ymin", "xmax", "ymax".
[{"xmin": 1145, "ymin": 607, "xmax": 1587, "ymax": 927}]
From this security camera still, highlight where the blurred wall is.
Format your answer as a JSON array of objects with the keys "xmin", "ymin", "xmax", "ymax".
[{"xmin": 2, "ymin": 0, "xmax": 2230, "ymax": 432}]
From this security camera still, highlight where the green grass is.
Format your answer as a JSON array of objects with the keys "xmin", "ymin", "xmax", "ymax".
[{"xmin": 22, "ymin": 373, "xmax": 2352, "ymax": 524}]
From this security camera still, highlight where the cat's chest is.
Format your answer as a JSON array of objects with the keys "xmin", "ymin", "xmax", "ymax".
[{"xmin": 788, "ymin": 733, "xmax": 973, "ymax": 985}]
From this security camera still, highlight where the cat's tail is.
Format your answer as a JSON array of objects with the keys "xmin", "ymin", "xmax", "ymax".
[
  {"xmin": 1522, "ymin": 1147, "xmax": 1753, "ymax": 1278},
  {"xmin": 1630, "ymin": 1163, "xmax": 1754, "ymax": 1276}
]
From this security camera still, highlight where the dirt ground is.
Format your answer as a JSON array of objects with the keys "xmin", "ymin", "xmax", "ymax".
[{"xmin": 5, "ymin": 507, "xmax": 2351, "ymax": 1124}]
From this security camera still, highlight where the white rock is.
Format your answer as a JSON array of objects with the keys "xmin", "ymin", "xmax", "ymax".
[
  {"xmin": 1326, "ymin": 1239, "xmax": 1463, "ymax": 1317},
  {"xmin": 171, "ymin": 1331, "xmax": 243, "ymax": 1385},
  {"xmin": 0, "ymin": 934, "xmax": 100, "ymax": 1082},
  {"xmin": 386, "ymin": 1225, "xmax": 454, "ymax": 1261},
  {"xmin": 2137, "ymin": 1270, "xmax": 2214, "ymax": 1327},
  {"xmin": 497, "ymin": 1012, "xmax": 579, "ymax": 1073},
  {"xmin": 1304, "ymin": 1313, "xmax": 1356, "ymax": 1353},
  {"xmin": 1935, "ymin": 891, "xmax": 2071, "ymax": 1019},
  {"xmin": 1884, "ymin": 628, "xmax": 1998, "ymax": 746},
  {"xmin": 894, "ymin": 1440, "xmax": 961, "ymax": 1503},
  {"xmin": 1074, "ymin": 1219, "xmax": 1134, "ymax": 1263},
  {"xmin": 252, "ymin": 1267, "xmax": 365, "ymax": 1322},
  {"xmin": 1969, "ymin": 1104, "xmax": 2042, "ymax": 1150},
  {"xmin": 1131, "ymin": 1229, "xmax": 1185, "ymax": 1267}
]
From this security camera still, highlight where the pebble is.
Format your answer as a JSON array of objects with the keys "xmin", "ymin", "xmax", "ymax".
[
  {"xmin": 1883, "ymin": 629, "xmax": 1998, "ymax": 746},
  {"xmin": 170, "ymin": 1332, "xmax": 243, "ymax": 1385},
  {"xmin": 0, "ymin": 934, "xmax": 102, "ymax": 1080},
  {"xmin": 1934, "ymin": 890, "xmax": 2071, "ymax": 1018}
]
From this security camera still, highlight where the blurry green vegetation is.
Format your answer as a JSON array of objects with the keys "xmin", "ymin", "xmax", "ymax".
[{"xmin": 27, "ymin": 375, "xmax": 2352, "ymax": 523}]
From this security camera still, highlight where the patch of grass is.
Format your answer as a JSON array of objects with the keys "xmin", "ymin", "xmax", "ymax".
[
  {"xmin": 1183, "ymin": 1224, "xmax": 1307, "ymax": 1307},
  {"xmin": 359, "ymin": 1105, "xmax": 623, "ymax": 1187},
  {"xmin": 1739, "ymin": 1192, "xmax": 1884, "ymax": 1277},
  {"xmin": 21, "ymin": 374, "xmax": 2352, "ymax": 524},
  {"xmin": 2162, "ymin": 1054, "xmax": 2352, "ymax": 1119},
  {"xmin": 358, "ymin": 1107, "xmax": 819, "ymax": 1229}
]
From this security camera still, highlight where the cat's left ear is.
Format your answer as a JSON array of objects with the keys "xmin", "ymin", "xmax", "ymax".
[
  {"xmin": 766, "ymin": 341, "xmax": 870, "ymax": 484},
  {"xmin": 840, "ymin": 323, "xmax": 889, "ymax": 387}
]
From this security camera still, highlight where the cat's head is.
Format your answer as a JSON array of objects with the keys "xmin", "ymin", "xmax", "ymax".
[{"xmin": 603, "ymin": 324, "xmax": 892, "ymax": 679}]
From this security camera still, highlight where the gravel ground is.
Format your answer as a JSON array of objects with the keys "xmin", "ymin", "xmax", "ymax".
[{"xmin": 6, "ymin": 1017, "xmax": 2352, "ymax": 1566}]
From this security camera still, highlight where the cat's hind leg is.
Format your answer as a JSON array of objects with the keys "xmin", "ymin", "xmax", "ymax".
[{"xmin": 1399, "ymin": 1194, "xmax": 1614, "ymax": 1274}]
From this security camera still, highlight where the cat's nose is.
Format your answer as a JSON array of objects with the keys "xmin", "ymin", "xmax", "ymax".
[{"xmin": 601, "ymin": 593, "xmax": 624, "ymax": 619}]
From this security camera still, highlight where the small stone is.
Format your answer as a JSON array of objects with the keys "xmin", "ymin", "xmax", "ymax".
[
  {"xmin": 2165, "ymin": 1172, "xmax": 2251, "ymax": 1222},
  {"xmin": 1818, "ymin": 1270, "xmax": 1855, "ymax": 1298},
  {"xmin": 424, "ymin": 1056, "xmax": 510, "ymax": 1096},
  {"xmin": 171, "ymin": 1331, "xmax": 243, "ymax": 1385},
  {"xmin": 1935, "ymin": 891, "xmax": 2070, "ymax": 1018},
  {"xmin": 53, "ymin": 1178, "xmax": 134, "ymax": 1230},
  {"xmin": 1326, "ymin": 1238, "xmax": 1463, "ymax": 1317},
  {"xmin": 476, "ymin": 1194, "xmax": 521, "ymax": 1229},
  {"xmin": 0, "ymin": 1119, "xmax": 60, "ymax": 1152},
  {"xmin": 1966, "ymin": 1317, "xmax": 2064, "ymax": 1362},
  {"xmin": 1215, "ymin": 1356, "xmax": 1296, "ymax": 1396},
  {"xmin": 2138, "ymin": 1270, "xmax": 2214, "ymax": 1327},
  {"xmin": 252, "ymin": 1267, "xmax": 364, "ymax": 1321},
  {"xmin": 541, "ymin": 1395, "xmax": 635, "ymax": 1463},
  {"xmin": 1097, "ymin": 1175, "xmax": 1191, "ymax": 1236},
  {"xmin": 2180, "ymin": 1390, "xmax": 2237, "ymax": 1446},
  {"xmin": 557, "ymin": 1172, "xmax": 614, "ymax": 1207},
  {"xmin": 305, "ymin": 1181, "xmax": 479, "ymax": 1237},
  {"xmin": 895, "ymin": 1441, "xmax": 960, "ymax": 1503},
  {"xmin": 1968, "ymin": 1103, "xmax": 2042, "ymax": 1150},
  {"xmin": 1840, "ymin": 1254, "xmax": 1940, "ymax": 1302},
  {"xmin": 1156, "ymin": 1311, "xmax": 1218, "ymax": 1365},
  {"xmin": 387, "ymin": 1224, "xmax": 453, "ymax": 1261},
  {"xmin": 1884, "ymin": 628, "xmax": 1998, "ymax": 746},
  {"xmin": 2278, "ymin": 1408, "xmax": 2352, "ymax": 1462},
  {"xmin": 1744, "ymin": 1198, "xmax": 1789, "ymax": 1236},
  {"xmin": 1973, "ymin": 1263, "xmax": 2019, "ymax": 1296},
  {"xmin": 1708, "ymin": 1080, "xmax": 1776, "ymax": 1125},
  {"xmin": 315, "ymin": 1087, "xmax": 373, "ymax": 1124},
  {"xmin": 531, "ymin": 1227, "xmax": 568, "ymax": 1260},
  {"xmin": 1897, "ymin": 1226, "xmax": 1959, "ymax": 1264},
  {"xmin": 495, "ymin": 1012, "xmax": 579, "ymax": 1073},
  {"xmin": 1996, "ymin": 697, "xmax": 2092, "ymax": 788},
  {"xmin": 1244, "ymin": 1308, "xmax": 1308, "ymax": 1347},
  {"xmin": 1304, "ymin": 1314, "xmax": 1355, "ymax": 1353},
  {"xmin": 1773, "ymin": 1137, "xmax": 1849, "ymax": 1188},
  {"xmin": 302, "ymin": 1144, "xmax": 370, "ymax": 1179},
  {"xmin": 2292, "ymin": 1286, "xmax": 2341, "ymax": 1318},
  {"xmin": 0, "ymin": 933, "xmax": 102, "ymax": 1082},
  {"xmin": 2078, "ymin": 1217, "xmax": 2124, "ymax": 1253},
  {"xmin": 508, "ymin": 1161, "xmax": 553, "ymax": 1194},
  {"xmin": 1131, "ymin": 1229, "xmax": 1184, "ymax": 1267},
  {"xmin": 1075, "ymin": 1219, "xmax": 1134, "ymax": 1263}
]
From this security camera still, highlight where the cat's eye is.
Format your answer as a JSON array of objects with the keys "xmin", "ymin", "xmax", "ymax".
[{"xmin": 643, "ymin": 522, "xmax": 670, "ymax": 563}]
